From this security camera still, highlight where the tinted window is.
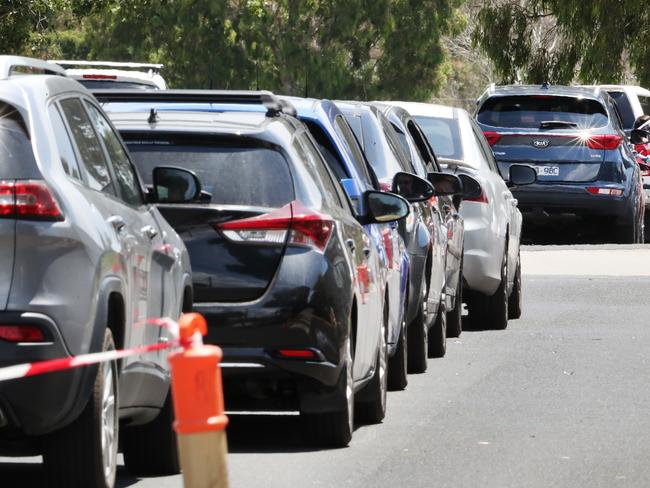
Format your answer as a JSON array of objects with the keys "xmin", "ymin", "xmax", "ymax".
[
  {"xmin": 298, "ymin": 134, "xmax": 343, "ymax": 209},
  {"xmin": 639, "ymin": 95, "xmax": 650, "ymax": 117},
  {"xmin": 333, "ymin": 116, "xmax": 375, "ymax": 187},
  {"xmin": 60, "ymin": 98, "xmax": 113, "ymax": 193},
  {"xmin": 126, "ymin": 137, "xmax": 293, "ymax": 208},
  {"xmin": 49, "ymin": 104, "xmax": 82, "ymax": 181},
  {"xmin": 391, "ymin": 122, "xmax": 412, "ymax": 164},
  {"xmin": 415, "ymin": 116, "xmax": 463, "ymax": 160},
  {"xmin": 85, "ymin": 102, "xmax": 144, "ymax": 206},
  {"xmin": 304, "ymin": 121, "xmax": 349, "ymax": 180},
  {"xmin": 477, "ymin": 95, "xmax": 608, "ymax": 129},
  {"xmin": 608, "ymin": 91, "xmax": 635, "ymax": 130},
  {"xmin": 471, "ymin": 120, "xmax": 500, "ymax": 175},
  {"xmin": 0, "ymin": 103, "xmax": 39, "ymax": 179},
  {"xmin": 78, "ymin": 80, "xmax": 157, "ymax": 90}
]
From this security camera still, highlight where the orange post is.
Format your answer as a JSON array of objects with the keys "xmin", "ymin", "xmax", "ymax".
[{"xmin": 168, "ymin": 313, "xmax": 229, "ymax": 488}]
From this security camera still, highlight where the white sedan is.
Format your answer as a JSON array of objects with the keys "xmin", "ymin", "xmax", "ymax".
[{"xmin": 391, "ymin": 102, "xmax": 535, "ymax": 330}]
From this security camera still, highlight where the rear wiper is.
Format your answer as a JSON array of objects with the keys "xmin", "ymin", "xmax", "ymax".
[{"xmin": 539, "ymin": 120, "xmax": 578, "ymax": 129}]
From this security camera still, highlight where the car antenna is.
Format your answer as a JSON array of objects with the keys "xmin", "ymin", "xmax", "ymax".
[
  {"xmin": 148, "ymin": 108, "xmax": 159, "ymax": 124},
  {"xmin": 541, "ymin": 81, "xmax": 550, "ymax": 89}
]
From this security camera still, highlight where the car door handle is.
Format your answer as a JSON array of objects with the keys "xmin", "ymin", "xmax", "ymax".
[
  {"xmin": 107, "ymin": 215, "xmax": 126, "ymax": 232},
  {"xmin": 346, "ymin": 239, "xmax": 356, "ymax": 254},
  {"xmin": 141, "ymin": 225, "xmax": 158, "ymax": 240},
  {"xmin": 363, "ymin": 247, "xmax": 371, "ymax": 258}
]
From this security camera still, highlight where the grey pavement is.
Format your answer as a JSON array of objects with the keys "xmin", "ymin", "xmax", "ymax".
[{"xmin": 3, "ymin": 246, "xmax": 650, "ymax": 487}]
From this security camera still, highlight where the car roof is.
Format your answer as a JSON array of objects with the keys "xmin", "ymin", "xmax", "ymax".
[
  {"xmin": 587, "ymin": 84, "xmax": 650, "ymax": 97},
  {"xmin": 385, "ymin": 101, "xmax": 457, "ymax": 120},
  {"xmin": 478, "ymin": 84, "xmax": 604, "ymax": 105}
]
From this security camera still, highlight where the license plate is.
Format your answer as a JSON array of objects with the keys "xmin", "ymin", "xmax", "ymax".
[{"xmin": 536, "ymin": 166, "xmax": 560, "ymax": 176}]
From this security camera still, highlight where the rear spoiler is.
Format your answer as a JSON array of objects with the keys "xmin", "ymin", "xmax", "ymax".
[
  {"xmin": 50, "ymin": 60, "xmax": 163, "ymax": 72},
  {"xmin": 91, "ymin": 89, "xmax": 297, "ymax": 117}
]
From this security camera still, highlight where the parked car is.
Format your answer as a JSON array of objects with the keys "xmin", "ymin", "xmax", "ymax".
[
  {"xmin": 283, "ymin": 96, "xmax": 411, "ymax": 391},
  {"xmin": 375, "ymin": 102, "xmax": 465, "ymax": 340},
  {"xmin": 0, "ymin": 56, "xmax": 192, "ymax": 488},
  {"xmin": 96, "ymin": 89, "xmax": 412, "ymax": 446},
  {"xmin": 393, "ymin": 101, "xmax": 537, "ymax": 329},
  {"xmin": 585, "ymin": 84, "xmax": 650, "ymax": 136},
  {"xmin": 337, "ymin": 101, "xmax": 461, "ymax": 373},
  {"xmin": 475, "ymin": 84, "xmax": 645, "ymax": 243},
  {"xmin": 51, "ymin": 60, "xmax": 167, "ymax": 89}
]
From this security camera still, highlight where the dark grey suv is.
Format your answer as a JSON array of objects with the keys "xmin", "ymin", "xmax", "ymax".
[{"xmin": 0, "ymin": 56, "xmax": 193, "ymax": 488}]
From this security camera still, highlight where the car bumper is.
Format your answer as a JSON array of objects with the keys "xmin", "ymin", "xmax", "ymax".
[
  {"xmin": 0, "ymin": 312, "xmax": 95, "ymax": 453},
  {"xmin": 514, "ymin": 183, "xmax": 630, "ymax": 219}
]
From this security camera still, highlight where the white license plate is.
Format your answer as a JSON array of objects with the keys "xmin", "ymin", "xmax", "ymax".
[{"xmin": 536, "ymin": 166, "xmax": 560, "ymax": 176}]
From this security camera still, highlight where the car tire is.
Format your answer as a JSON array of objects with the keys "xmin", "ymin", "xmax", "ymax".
[
  {"xmin": 407, "ymin": 288, "xmax": 428, "ymax": 374},
  {"xmin": 387, "ymin": 315, "xmax": 408, "ymax": 391},
  {"xmin": 301, "ymin": 326, "xmax": 354, "ymax": 447},
  {"xmin": 446, "ymin": 262, "xmax": 463, "ymax": 338},
  {"xmin": 428, "ymin": 300, "xmax": 447, "ymax": 358},
  {"xmin": 43, "ymin": 329, "xmax": 118, "ymax": 488},
  {"xmin": 508, "ymin": 252, "xmax": 523, "ymax": 320},
  {"xmin": 356, "ymin": 306, "xmax": 388, "ymax": 424},
  {"xmin": 122, "ymin": 391, "xmax": 180, "ymax": 476}
]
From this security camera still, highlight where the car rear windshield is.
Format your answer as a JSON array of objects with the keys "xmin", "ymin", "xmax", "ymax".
[
  {"xmin": 78, "ymin": 80, "xmax": 158, "ymax": 90},
  {"xmin": 0, "ymin": 102, "xmax": 40, "ymax": 179},
  {"xmin": 125, "ymin": 136, "xmax": 294, "ymax": 208},
  {"xmin": 477, "ymin": 95, "xmax": 609, "ymax": 129},
  {"xmin": 607, "ymin": 91, "xmax": 635, "ymax": 130},
  {"xmin": 414, "ymin": 116, "xmax": 463, "ymax": 160}
]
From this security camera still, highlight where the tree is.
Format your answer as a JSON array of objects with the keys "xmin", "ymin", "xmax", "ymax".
[
  {"xmin": 471, "ymin": 0, "xmax": 650, "ymax": 86},
  {"xmin": 61, "ymin": 0, "xmax": 464, "ymax": 100},
  {"xmin": 0, "ymin": 0, "xmax": 67, "ymax": 54}
]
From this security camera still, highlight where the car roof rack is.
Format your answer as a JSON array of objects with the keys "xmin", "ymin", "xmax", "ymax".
[
  {"xmin": 0, "ymin": 56, "xmax": 66, "ymax": 81},
  {"xmin": 90, "ymin": 89, "xmax": 296, "ymax": 117},
  {"xmin": 51, "ymin": 60, "xmax": 163, "ymax": 72}
]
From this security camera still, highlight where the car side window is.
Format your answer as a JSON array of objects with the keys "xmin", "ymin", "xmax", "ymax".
[
  {"xmin": 59, "ymin": 98, "xmax": 113, "ymax": 194},
  {"xmin": 84, "ymin": 101, "xmax": 145, "ymax": 207},
  {"xmin": 48, "ymin": 104, "xmax": 82, "ymax": 181},
  {"xmin": 333, "ymin": 115, "xmax": 375, "ymax": 187},
  {"xmin": 298, "ymin": 133, "xmax": 344, "ymax": 210},
  {"xmin": 471, "ymin": 120, "xmax": 501, "ymax": 175}
]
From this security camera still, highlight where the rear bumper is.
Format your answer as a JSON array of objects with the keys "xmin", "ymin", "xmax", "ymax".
[
  {"xmin": 514, "ymin": 183, "xmax": 631, "ymax": 219},
  {"xmin": 0, "ymin": 312, "xmax": 95, "ymax": 453}
]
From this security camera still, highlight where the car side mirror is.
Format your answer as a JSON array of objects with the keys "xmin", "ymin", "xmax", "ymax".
[
  {"xmin": 457, "ymin": 174, "xmax": 482, "ymax": 200},
  {"xmin": 364, "ymin": 191, "xmax": 410, "ymax": 223},
  {"xmin": 391, "ymin": 171, "xmax": 434, "ymax": 202},
  {"xmin": 509, "ymin": 164, "xmax": 537, "ymax": 186},
  {"xmin": 427, "ymin": 172, "xmax": 462, "ymax": 196},
  {"xmin": 152, "ymin": 166, "xmax": 202, "ymax": 203},
  {"xmin": 631, "ymin": 128, "xmax": 650, "ymax": 145}
]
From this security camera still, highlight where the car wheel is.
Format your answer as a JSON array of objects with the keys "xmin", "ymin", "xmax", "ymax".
[
  {"xmin": 407, "ymin": 286, "xmax": 428, "ymax": 374},
  {"xmin": 301, "ymin": 324, "xmax": 354, "ymax": 447},
  {"xmin": 428, "ymin": 300, "xmax": 447, "ymax": 358},
  {"xmin": 43, "ymin": 329, "xmax": 118, "ymax": 488},
  {"xmin": 122, "ymin": 390, "xmax": 179, "ymax": 475},
  {"xmin": 446, "ymin": 262, "xmax": 463, "ymax": 338},
  {"xmin": 388, "ymin": 315, "xmax": 408, "ymax": 391},
  {"xmin": 356, "ymin": 305, "xmax": 388, "ymax": 424},
  {"xmin": 508, "ymin": 252, "xmax": 523, "ymax": 320}
]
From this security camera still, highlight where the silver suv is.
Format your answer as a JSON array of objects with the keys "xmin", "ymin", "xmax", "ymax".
[{"xmin": 0, "ymin": 57, "xmax": 193, "ymax": 488}]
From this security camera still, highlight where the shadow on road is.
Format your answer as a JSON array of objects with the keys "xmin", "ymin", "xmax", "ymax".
[{"xmin": 521, "ymin": 215, "xmax": 613, "ymax": 245}]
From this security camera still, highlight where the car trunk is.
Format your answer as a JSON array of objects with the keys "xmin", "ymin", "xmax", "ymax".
[{"xmin": 125, "ymin": 135, "xmax": 295, "ymax": 302}]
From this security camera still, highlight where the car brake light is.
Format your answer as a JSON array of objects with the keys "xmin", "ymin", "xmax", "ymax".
[
  {"xmin": 483, "ymin": 131, "xmax": 502, "ymax": 146},
  {"xmin": 0, "ymin": 325, "xmax": 45, "ymax": 342},
  {"xmin": 0, "ymin": 180, "xmax": 63, "ymax": 220},
  {"xmin": 642, "ymin": 170, "xmax": 650, "ymax": 177},
  {"xmin": 82, "ymin": 74, "xmax": 118, "ymax": 80},
  {"xmin": 218, "ymin": 201, "xmax": 334, "ymax": 252},
  {"xmin": 585, "ymin": 134, "xmax": 623, "ymax": 150},
  {"xmin": 586, "ymin": 187, "xmax": 624, "ymax": 196}
]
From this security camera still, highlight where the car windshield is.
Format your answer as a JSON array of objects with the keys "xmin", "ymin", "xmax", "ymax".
[
  {"xmin": 125, "ymin": 137, "xmax": 294, "ymax": 207},
  {"xmin": 477, "ymin": 95, "xmax": 608, "ymax": 129},
  {"xmin": 414, "ymin": 115, "xmax": 463, "ymax": 160}
]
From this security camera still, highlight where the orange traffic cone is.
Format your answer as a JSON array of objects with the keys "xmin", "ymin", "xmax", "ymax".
[{"xmin": 168, "ymin": 313, "xmax": 229, "ymax": 488}]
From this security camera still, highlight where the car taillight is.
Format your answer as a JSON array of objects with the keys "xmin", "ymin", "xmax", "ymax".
[
  {"xmin": 586, "ymin": 187, "xmax": 623, "ymax": 196},
  {"xmin": 275, "ymin": 349, "xmax": 318, "ymax": 359},
  {"xmin": 466, "ymin": 191, "xmax": 489, "ymax": 204},
  {"xmin": 82, "ymin": 74, "xmax": 118, "ymax": 80},
  {"xmin": 483, "ymin": 131, "xmax": 502, "ymax": 146},
  {"xmin": 218, "ymin": 201, "xmax": 334, "ymax": 252},
  {"xmin": 0, "ymin": 180, "xmax": 63, "ymax": 220},
  {"xmin": 585, "ymin": 134, "xmax": 623, "ymax": 150},
  {"xmin": 0, "ymin": 325, "xmax": 45, "ymax": 343}
]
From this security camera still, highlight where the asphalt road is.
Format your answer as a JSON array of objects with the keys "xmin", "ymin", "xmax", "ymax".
[{"xmin": 3, "ymin": 245, "xmax": 650, "ymax": 487}]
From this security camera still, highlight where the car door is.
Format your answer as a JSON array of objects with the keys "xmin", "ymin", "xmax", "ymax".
[
  {"xmin": 297, "ymin": 132, "xmax": 382, "ymax": 382},
  {"xmin": 82, "ymin": 100, "xmax": 173, "ymax": 373}
]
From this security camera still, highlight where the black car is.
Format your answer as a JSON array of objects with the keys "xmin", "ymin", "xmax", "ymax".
[
  {"xmin": 475, "ymin": 84, "xmax": 645, "ymax": 242},
  {"xmin": 96, "ymin": 90, "xmax": 412, "ymax": 447}
]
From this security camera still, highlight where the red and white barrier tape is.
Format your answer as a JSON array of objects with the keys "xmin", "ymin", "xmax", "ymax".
[{"xmin": 0, "ymin": 317, "xmax": 181, "ymax": 383}]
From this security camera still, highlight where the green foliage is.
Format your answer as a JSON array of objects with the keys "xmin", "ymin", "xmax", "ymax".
[
  {"xmin": 0, "ymin": 0, "xmax": 67, "ymax": 54},
  {"xmin": 472, "ymin": 0, "xmax": 650, "ymax": 86}
]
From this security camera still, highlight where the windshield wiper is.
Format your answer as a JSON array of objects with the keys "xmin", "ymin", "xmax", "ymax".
[{"xmin": 539, "ymin": 120, "xmax": 578, "ymax": 129}]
